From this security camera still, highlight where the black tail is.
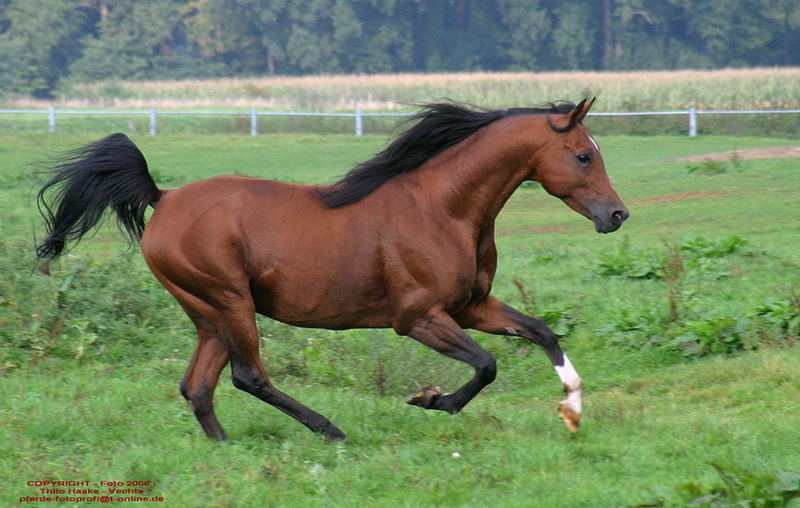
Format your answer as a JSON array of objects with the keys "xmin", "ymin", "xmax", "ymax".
[{"xmin": 35, "ymin": 133, "xmax": 161, "ymax": 260}]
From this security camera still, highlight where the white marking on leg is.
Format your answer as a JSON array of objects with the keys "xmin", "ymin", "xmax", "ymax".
[
  {"xmin": 555, "ymin": 354, "xmax": 581, "ymax": 391},
  {"xmin": 554, "ymin": 354, "xmax": 582, "ymax": 431}
]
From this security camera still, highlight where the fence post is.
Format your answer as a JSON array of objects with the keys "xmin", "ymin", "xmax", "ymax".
[
  {"xmin": 149, "ymin": 107, "xmax": 157, "ymax": 136},
  {"xmin": 48, "ymin": 105, "xmax": 56, "ymax": 133},
  {"xmin": 250, "ymin": 108, "xmax": 258, "ymax": 136},
  {"xmin": 688, "ymin": 107, "xmax": 697, "ymax": 137},
  {"xmin": 354, "ymin": 109, "xmax": 363, "ymax": 136}
]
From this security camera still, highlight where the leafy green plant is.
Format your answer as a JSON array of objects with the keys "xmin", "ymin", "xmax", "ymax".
[
  {"xmin": 686, "ymin": 159, "xmax": 729, "ymax": 175},
  {"xmin": 595, "ymin": 235, "xmax": 762, "ymax": 282},
  {"xmin": 754, "ymin": 294, "xmax": 800, "ymax": 342},
  {"xmin": 676, "ymin": 463, "xmax": 800, "ymax": 507},
  {"xmin": 595, "ymin": 237, "xmax": 665, "ymax": 279},
  {"xmin": 602, "ymin": 293, "xmax": 799, "ymax": 360},
  {"xmin": 669, "ymin": 316, "xmax": 756, "ymax": 357},
  {"xmin": 638, "ymin": 464, "xmax": 800, "ymax": 507},
  {"xmin": 599, "ymin": 305, "xmax": 672, "ymax": 350},
  {"xmin": 680, "ymin": 235, "xmax": 750, "ymax": 259}
]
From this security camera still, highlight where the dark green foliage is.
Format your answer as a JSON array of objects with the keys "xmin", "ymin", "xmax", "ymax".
[
  {"xmin": 670, "ymin": 317, "xmax": 756, "ymax": 357},
  {"xmin": 2, "ymin": 0, "xmax": 800, "ymax": 97},
  {"xmin": 595, "ymin": 235, "xmax": 756, "ymax": 280},
  {"xmin": 594, "ymin": 235, "xmax": 799, "ymax": 358},
  {"xmin": 601, "ymin": 292, "xmax": 800, "ymax": 360},
  {"xmin": 0, "ymin": 240, "xmax": 187, "ymax": 367},
  {"xmin": 686, "ymin": 160, "xmax": 730, "ymax": 175},
  {"xmin": 645, "ymin": 463, "xmax": 800, "ymax": 507},
  {"xmin": 679, "ymin": 235, "xmax": 750, "ymax": 259},
  {"xmin": 595, "ymin": 236, "xmax": 666, "ymax": 279},
  {"xmin": 755, "ymin": 295, "xmax": 800, "ymax": 341}
]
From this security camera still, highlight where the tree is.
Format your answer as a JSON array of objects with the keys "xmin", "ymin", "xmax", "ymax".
[
  {"xmin": 68, "ymin": 0, "xmax": 200, "ymax": 83},
  {"xmin": 183, "ymin": 0, "xmax": 290, "ymax": 75},
  {"xmin": 0, "ymin": 0, "xmax": 90, "ymax": 97},
  {"xmin": 2, "ymin": 0, "xmax": 800, "ymax": 98},
  {"xmin": 496, "ymin": 0, "xmax": 551, "ymax": 71}
]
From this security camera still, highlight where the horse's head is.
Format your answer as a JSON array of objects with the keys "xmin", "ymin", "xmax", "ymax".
[{"xmin": 529, "ymin": 99, "xmax": 629, "ymax": 233}]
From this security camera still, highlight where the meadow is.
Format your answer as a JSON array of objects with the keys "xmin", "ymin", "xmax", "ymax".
[
  {"xmin": 3, "ymin": 68, "xmax": 800, "ymax": 138},
  {"xmin": 1, "ymin": 130, "xmax": 799, "ymax": 507},
  {"xmin": 23, "ymin": 68, "xmax": 800, "ymax": 111}
]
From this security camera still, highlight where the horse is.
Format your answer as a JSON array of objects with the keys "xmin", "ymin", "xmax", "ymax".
[{"xmin": 35, "ymin": 98, "xmax": 628, "ymax": 441}]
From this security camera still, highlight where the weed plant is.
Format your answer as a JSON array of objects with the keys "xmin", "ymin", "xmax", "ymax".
[{"xmin": 595, "ymin": 235, "xmax": 796, "ymax": 358}]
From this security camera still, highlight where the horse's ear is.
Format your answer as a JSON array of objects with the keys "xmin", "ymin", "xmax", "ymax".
[
  {"xmin": 568, "ymin": 97, "xmax": 595, "ymax": 126},
  {"xmin": 548, "ymin": 98, "xmax": 596, "ymax": 132}
]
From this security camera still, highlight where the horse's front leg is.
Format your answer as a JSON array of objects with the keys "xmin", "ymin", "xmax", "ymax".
[
  {"xmin": 403, "ymin": 310, "xmax": 497, "ymax": 415},
  {"xmin": 456, "ymin": 295, "xmax": 583, "ymax": 433}
]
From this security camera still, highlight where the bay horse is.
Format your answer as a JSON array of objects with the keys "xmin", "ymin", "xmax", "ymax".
[{"xmin": 35, "ymin": 98, "xmax": 628, "ymax": 441}]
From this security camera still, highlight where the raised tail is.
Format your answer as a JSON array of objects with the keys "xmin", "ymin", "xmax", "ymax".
[{"xmin": 35, "ymin": 133, "xmax": 161, "ymax": 260}]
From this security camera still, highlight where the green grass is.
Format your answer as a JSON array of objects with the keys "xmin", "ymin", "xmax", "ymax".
[
  {"xmin": 50, "ymin": 68, "xmax": 800, "ymax": 112},
  {"xmin": 5, "ymin": 68, "xmax": 800, "ymax": 137},
  {"xmin": 1, "ymin": 132, "xmax": 799, "ymax": 506},
  {"xmin": 2, "ymin": 352, "xmax": 799, "ymax": 506}
]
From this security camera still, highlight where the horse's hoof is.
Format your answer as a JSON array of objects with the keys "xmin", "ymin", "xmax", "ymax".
[
  {"xmin": 406, "ymin": 385, "xmax": 443, "ymax": 409},
  {"xmin": 322, "ymin": 423, "xmax": 346, "ymax": 442},
  {"xmin": 558, "ymin": 400, "xmax": 581, "ymax": 433}
]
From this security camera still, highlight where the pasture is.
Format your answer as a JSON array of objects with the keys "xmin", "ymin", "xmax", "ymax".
[
  {"xmin": 32, "ymin": 68, "xmax": 800, "ymax": 111},
  {"xmin": 4, "ymin": 68, "xmax": 800, "ymax": 138},
  {"xmin": 1, "ymin": 132, "xmax": 799, "ymax": 506}
]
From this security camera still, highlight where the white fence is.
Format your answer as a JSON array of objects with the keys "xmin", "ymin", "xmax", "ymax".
[{"xmin": 1, "ymin": 106, "xmax": 799, "ymax": 137}]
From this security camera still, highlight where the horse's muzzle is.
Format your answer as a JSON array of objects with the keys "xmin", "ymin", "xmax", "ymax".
[{"xmin": 593, "ymin": 207, "xmax": 629, "ymax": 233}]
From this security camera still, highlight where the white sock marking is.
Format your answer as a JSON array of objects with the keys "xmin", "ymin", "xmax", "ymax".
[
  {"xmin": 554, "ymin": 354, "xmax": 582, "ymax": 413},
  {"xmin": 555, "ymin": 354, "xmax": 580, "ymax": 388}
]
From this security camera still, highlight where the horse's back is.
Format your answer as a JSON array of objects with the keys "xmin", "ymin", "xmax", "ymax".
[
  {"xmin": 143, "ymin": 175, "xmax": 307, "ymax": 255},
  {"xmin": 141, "ymin": 175, "xmax": 390, "ymax": 326}
]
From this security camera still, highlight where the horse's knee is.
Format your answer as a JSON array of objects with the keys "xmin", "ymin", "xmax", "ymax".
[
  {"xmin": 476, "ymin": 354, "xmax": 497, "ymax": 384},
  {"xmin": 180, "ymin": 382, "xmax": 215, "ymax": 417},
  {"xmin": 231, "ymin": 365, "xmax": 267, "ymax": 394}
]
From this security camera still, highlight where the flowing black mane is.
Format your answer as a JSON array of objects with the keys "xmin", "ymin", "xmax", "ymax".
[{"xmin": 318, "ymin": 101, "xmax": 578, "ymax": 208}]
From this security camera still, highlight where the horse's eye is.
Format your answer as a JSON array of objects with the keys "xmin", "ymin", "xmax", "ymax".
[{"xmin": 576, "ymin": 153, "xmax": 591, "ymax": 165}]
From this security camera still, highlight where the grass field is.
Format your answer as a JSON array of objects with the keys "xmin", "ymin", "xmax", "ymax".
[
  {"xmin": 3, "ymin": 68, "xmax": 800, "ymax": 137},
  {"xmin": 1, "ymin": 131, "xmax": 799, "ymax": 507},
  {"xmin": 12, "ymin": 68, "xmax": 800, "ymax": 111}
]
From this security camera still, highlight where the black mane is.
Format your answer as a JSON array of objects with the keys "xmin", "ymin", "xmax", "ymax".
[{"xmin": 318, "ymin": 101, "xmax": 577, "ymax": 208}]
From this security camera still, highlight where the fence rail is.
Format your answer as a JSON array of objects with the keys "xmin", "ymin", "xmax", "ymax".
[{"xmin": 1, "ymin": 106, "xmax": 798, "ymax": 137}]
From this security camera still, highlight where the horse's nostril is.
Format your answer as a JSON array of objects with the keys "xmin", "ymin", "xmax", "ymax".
[{"xmin": 611, "ymin": 210, "xmax": 626, "ymax": 223}]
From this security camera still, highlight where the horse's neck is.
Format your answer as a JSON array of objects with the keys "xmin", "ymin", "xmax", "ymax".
[{"xmin": 410, "ymin": 117, "xmax": 546, "ymax": 229}]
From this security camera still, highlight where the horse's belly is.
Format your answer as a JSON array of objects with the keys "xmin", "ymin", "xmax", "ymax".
[{"xmin": 249, "ymin": 269, "xmax": 392, "ymax": 329}]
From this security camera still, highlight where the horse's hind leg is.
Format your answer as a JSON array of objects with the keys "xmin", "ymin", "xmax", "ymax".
[
  {"xmin": 404, "ymin": 310, "xmax": 497, "ymax": 415},
  {"xmin": 180, "ymin": 319, "xmax": 230, "ymax": 440},
  {"xmin": 220, "ymin": 305, "xmax": 346, "ymax": 441}
]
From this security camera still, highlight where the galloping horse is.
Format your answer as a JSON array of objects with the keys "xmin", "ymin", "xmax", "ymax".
[{"xmin": 35, "ymin": 99, "xmax": 628, "ymax": 441}]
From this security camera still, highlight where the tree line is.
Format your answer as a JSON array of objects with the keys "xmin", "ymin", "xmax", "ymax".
[{"xmin": 1, "ymin": 0, "xmax": 799, "ymax": 98}]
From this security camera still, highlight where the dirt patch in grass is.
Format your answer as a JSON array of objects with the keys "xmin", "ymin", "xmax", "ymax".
[{"xmin": 675, "ymin": 146, "xmax": 800, "ymax": 162}]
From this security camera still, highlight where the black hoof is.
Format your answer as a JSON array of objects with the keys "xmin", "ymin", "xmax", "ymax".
[
  {"xmin": 406, "ymin": 385, "xmax": 443, "ymax": 409},
  {"xmin": 322, "ymin": 422, "xmax": 346, "ymax": 442}
]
